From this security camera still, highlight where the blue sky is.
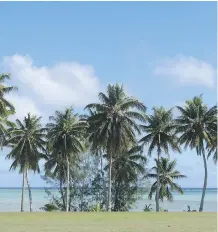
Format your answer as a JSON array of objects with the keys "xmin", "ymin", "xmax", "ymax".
[{"xmin": 0, "ymin": 2, "xmax": 217, "ymax": 187}]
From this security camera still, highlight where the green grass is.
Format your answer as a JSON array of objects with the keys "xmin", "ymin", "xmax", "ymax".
[{"xmin": 0, "ymin": 212, "xmax": 216, "ymax": 232}]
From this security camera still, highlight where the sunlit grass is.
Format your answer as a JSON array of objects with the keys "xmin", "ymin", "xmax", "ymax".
[{"xmin": 0, "ymin": 212, "xmax": 216, "ymax": 232}]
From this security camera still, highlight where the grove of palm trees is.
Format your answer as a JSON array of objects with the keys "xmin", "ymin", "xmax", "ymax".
[{"xmin": 1, "ymin": 73, "xmax": 217, "ymax": 213}]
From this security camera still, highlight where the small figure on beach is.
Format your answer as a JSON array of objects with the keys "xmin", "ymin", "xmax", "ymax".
[{"xmin": 185, "ymin": 205, "xmax": 197, "ymax": 212}]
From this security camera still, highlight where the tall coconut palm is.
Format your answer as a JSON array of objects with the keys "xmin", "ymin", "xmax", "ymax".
[
  {"xmin": 0, "ymin": 115, "xmax": 16, "ymax": 147},
  {"xmin": 85, "ymin": 84, "xmax": 146, "ymax": 211},
  {"xmin": 45, "ymin": 152, "xmax": 68, "ymax": 181},
  {"xmin": 106, "ymin": 146, "xmax": 147, "ymax": 211},
  {"xmin": 175, "ymin": 95, "xmax": 217, "ymax": 212},
  {"xmin": 0, "ymin": 73, "xmax": 17, "ymax": 146},
  {"xmin": 80, "ymin": 109, "xmax": 107, "ymax": 206},
  {"xmin": 109, "ymin": 146, "xmax": 147, "ymax": 184},
  {"xmin": 5, "ymin": 113, "xmax": 47, "ymax": 212},
  {"xmin": 46, "ymin": 107, "xmax": 87, "ymax": 212},
  {"xmin": 44, "ymin": 152, "xmax": 77, "ymax": 210},
  {"xmin": 207, "ymin": 131, "xmax": 217, "ymax": 164},
  {"xmin": 0, "ymin": 73, "xmax": 17, "ymax": 116},
  {"xmin": 147, "ymin": 157, "xmax": 186, "ymax": 202},
  {"xmin": 139, "ymin": 107, "xmax": 180, "ymax": 212}
]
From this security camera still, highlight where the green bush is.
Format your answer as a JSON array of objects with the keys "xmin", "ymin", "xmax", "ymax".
[
  {"xmin": 143, "ymin": 204, "xmax": 152, "ymax": 212},
  {"xmin": 91, "ymin": 204, "xmax": 101, "ymax": 212},
  {"xmin": 40, "ymin": 204, "xmax": 59, "ymax": 212}
]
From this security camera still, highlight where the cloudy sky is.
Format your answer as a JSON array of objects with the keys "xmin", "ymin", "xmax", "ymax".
[{"xmin": 0, "ymin": 2, "xmax": 216, "ymax": 187}]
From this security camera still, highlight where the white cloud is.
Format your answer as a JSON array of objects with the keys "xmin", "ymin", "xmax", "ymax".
[
  {"xmin": 7, "ymin": 94, "xmax": 41, "ymax": 120},
  {"xmin": 2, "ymin": 54, "xmax": 100, "ymax": 107},
  {"xmin": 154, "ymin": 55, "xmax": 216, "ymax": 88}
]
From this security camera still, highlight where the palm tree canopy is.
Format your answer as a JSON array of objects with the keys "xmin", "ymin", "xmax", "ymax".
[
  {"xmin": 147, "ymin": 157, "xmax": 186, "ymax": 202},
  {"xmin": 46, "ymin": 107, "xmax": 87, "ymax": 162},
  {"xmin": 176, "ymin": 95, "xmax": 217, "ymax": 156},
  {"xmin": 85, "ymin": 83, "xmax": 147, "ymax": 155},
  {"xmin": 5, "ymin": 113, "xmax": 47, "ymax": 173},
  {"xmin": 207, "ymin": 130, "xmax": 217, "ymax": 164},
  {"xmin": 44, "ymin": 151, "xmax": 78, "ymax": 182},
  {"xmin": 105, "ymin": 146, "xmax": 147, "ymax": 183},
  {"xmin": 0, "ymin": 73, "xmax": 17, "ymax": 116},
  {"xmin": 0, "ymin": 73, "xmax": 17, "ymax": 146},
  {"xmin": 0, "ymin": 116, "xmax": 16, "ymax": 148},
  {"xmin": 139, "ymin": 107, "xmax": 180, "ymax": 156}
]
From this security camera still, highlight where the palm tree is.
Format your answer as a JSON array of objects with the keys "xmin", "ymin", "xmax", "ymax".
[
  {"xmin": 0, "ymin": 73, "xmax": 17, "ymax": 147},
  {"xmin": 80, "ymin": 109, "xmax": 107, "ymax": 207},
  {"xmin": 0, "ymin": 73, "xmax": 17, "ymax": 116},
  {"xmin": 0, "ymin": 115, "xmax": 16, "ymax": 147},
  {"xmin": 147, "ymin": 157, "xmax": 186, "ymax": 202},
  {"xmin": 44, "ymin": 152, "xmax": 77, "ymax": 211},
  {"xmin": 110, "ymin": 146, "xmax": 147, "ymax": 184},
  {"xmin": 176, "ymin": 95, "xmax": 217, "ymax": 212},
  {"xmin": 45, "ymin": 152, "xmax": 68, "ymax": 181},
  {"xmin": 139, "ymin": 107, "xmax": 180, "ymax": 212},
  {"xmin": 46, "ymin": 107, "xmax": 87, "ymax": 212},
  {"xmin": 5, "ymin": 113, "xmax": 47, "ymax": 212},
  {"xmin": 85, "ymin": 83, "xmax": 146, "ymax": 211},
  {"xmin": 107, "ymin": 146, "xmax": 147, "ymax": 211},
  {"xmin": 207, "ymin": 131, "xmax": 217, "ymax": 164}
]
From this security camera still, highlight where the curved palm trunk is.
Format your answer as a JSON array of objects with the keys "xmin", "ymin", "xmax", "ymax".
[
  {"xmin": 107, "ymin": 152, "xmax": 112, "ymax": 212},
  {"xmin": 25, "ymin": 170, "xmax": 32, "ymax": 212},
  {"xmin": 199, "ymin": 152, "xmax": 208, "ymax": 212},
  {"xmin": 66, "ymin": 156, "xmax": 70, "ymax": 212},
  {"xmin": 155, "ymin": 153, "xmax": 160, "ymax": 212},
  {"xmin": 21, "ymin": 171, "xmax": 25, "ymax": 212}
]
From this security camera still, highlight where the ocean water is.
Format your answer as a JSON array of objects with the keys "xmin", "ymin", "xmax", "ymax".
[
  {"xmin": 133, "ymin": 188, "xmax": 217, "ymax": 212},
  {"xmin": 0, "ymin": 188, "xmax": 216, "ymax": 212}
]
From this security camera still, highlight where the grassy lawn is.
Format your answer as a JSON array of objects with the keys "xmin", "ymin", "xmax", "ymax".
[{"xmin": 0, "ymin": 212, "xmax": 216, "ymax": 232}]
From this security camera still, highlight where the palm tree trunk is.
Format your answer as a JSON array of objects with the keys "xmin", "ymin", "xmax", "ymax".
[
  {"xmin": 25, "ymin": 169, "xmax": 32, "ymax": 212},
  {"xmin": 155, "ymin": 135, "xmax": 161, "ymax": 212},
  {"xmin": 199, "ymin": 152, "xmax": 208, "ymax": 212},
  {"xmin": 80, "ymin": 180, "xmax": 85, "ymax": 211},
  {"xmin": 114, "ymin": 180, "xmax": 120, "ymax": 211},
  {"xmin": 107, "ymin": 151, "xmax": 112, "ymax": 212},
  {"xmin": 60, "ymin": 179, "xmax": 66, "ymax": 210},
  {"xmin": 100, "ymin": 150, "xmax": 106, "ymax": 209},
  {"xmin": 155, "ymin": 153, "xmax": 160, "ymax": 212},
  {"xmin": 100, "ymin": 152, "xmax": 103, "ymax": 205},
  {"xmin": 66, "ymin": 156, "xmax": 70, "ymax": 212},
  {"xmin": 21, "ymin": 171, "xmax": 25, "ymax": 212},
  {"xmin": 69, "ymin": 184, "xmax": 72, "ymax": 212},
  {"xmin": 64, "ymin": 134, "xmax": 69, "ymax": 212}
]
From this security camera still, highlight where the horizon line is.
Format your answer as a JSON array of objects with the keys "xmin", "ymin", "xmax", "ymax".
[{"xmin": 0, "ymin": 186, "xmax": 217, "ymax": 189}]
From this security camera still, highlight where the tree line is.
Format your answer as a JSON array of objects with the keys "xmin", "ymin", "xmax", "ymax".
[{"xmin": 0, "ymin": 73, "xmax": 217, "ymax": 212}]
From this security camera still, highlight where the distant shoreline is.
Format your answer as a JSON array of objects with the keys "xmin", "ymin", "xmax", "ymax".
[
  {"xmin": 0, "ymin": 187, "xmax": 216, "ymax": 212},
  {"xmin": 0, "ymin": 187, "xmax": 217, "ymax": 190}
]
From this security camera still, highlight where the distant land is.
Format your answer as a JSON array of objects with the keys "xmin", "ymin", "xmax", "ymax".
[{"xmin": 0, "ymin": 187, "xmax": 217, "ymax": 190}]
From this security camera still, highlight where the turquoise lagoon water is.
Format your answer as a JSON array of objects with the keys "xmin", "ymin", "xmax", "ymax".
[
  {"xmin": 0, "ymin": 188, "xmax": 216, "ymax": 212},
  {"xmin": 133, "ymin": 188, "xmax": 217, "ymax": 212}
]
